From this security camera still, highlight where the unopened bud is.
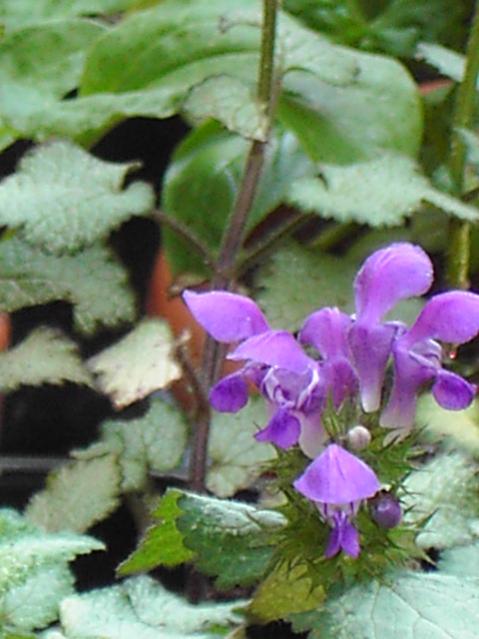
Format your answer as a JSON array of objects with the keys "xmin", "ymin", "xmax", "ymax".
[
  {"xmin": 346, "ymin": 425, "xmax": 371, "ymax": 451},
  {"xmin": 370, "ymin": 492, "xmax": 402, "ymax": 529}
]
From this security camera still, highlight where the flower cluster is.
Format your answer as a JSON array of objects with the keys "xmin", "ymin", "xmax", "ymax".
[{"xmin": 183, "ymin": 243, "xmax": 479, "ymax": 558}]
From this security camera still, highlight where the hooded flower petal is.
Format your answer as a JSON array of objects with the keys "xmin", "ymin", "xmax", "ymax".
[
  {"xmin": 209, "ymin": 373, "xmax": 249, "ymax": 413},
  {"xmin": 349, "ymin": 322, "xmax": 397, "ymax": 412},
  {"xmin": 182, "ymin": 290, "xmax": 269, "ymax": 342},
  {"xmin": 402, "ymin": 291, "xmax": 479, "ymax": 347},
  {"xmin": 228, "ymin": 330, "xmax": 313, "ymax": 374},
  {"xmin": 432, "ymin": 369, "xmax": 476, "ymax": 410},
  {"xmin": 255, "ymin": 407, "xmax": 301, "ymax": 448},
  {"xmin": 300, "ymin": 307, "xmax": 352, "ymax": 359},
  {"xmin": 354, "ymin": 243, "xmax": 433, "ymax": 324},
  {"xmin": 293, "ymin": 444, "xmax": 380, "ymax": 504}
]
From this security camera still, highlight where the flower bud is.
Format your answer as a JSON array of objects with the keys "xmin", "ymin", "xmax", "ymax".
[
  {"xmin": 346, "ymin": 425, "xmax": 371, "ymax": 451},
  {"xmin": 370, "ymin": 492, "xmax": 402, "ymax": 529}
]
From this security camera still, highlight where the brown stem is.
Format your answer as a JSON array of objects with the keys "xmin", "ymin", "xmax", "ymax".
[{"xmin": 188, "ymin": 0, "xmax": 280, "ymax": 494}]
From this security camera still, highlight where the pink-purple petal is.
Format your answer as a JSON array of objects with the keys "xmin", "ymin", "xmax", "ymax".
[
  {"xmin": 324, "ymin": 513, "xmax": 360, "ymax": 559},
  {"xmin": 354, "ymin": 243, "xmax": 433, "ymax": 324},
  {"xmin": 339, "ymin": 518, "xmax": 361, "ymax": 558},
  {"xmin": 349, "ymin": 322, "xmax": 396, "ymax": 412},
  {"xmin": 255, "ymin": 408, "xmax": 301, "ymax": 449},
  {"xmin": 300, "ymin": 307, "xmax": 352, "ymax": 359},
  {"xmin": 380, "ymin": 346, "xmax": 436, "ymax": 432},
  {"xmin": 182, "ymin": 290, "xmax": 269, "ymax": 342},
  {"xmin": 403, "ymin": 291, "xmax": 479, "ymax": 347},
  {"xmin": 228, "ymin": 330, "xmax": 313, "ymax": 373},
  {"xmin": 209, "ymin": 374, "xmax": 249, "ymax": 413},
  {"xmin": 432, "ymin": 370, "xmax": 476, "ymax": 410},
  {"xmin": 293, "ymin": 444, "xmax": 380, "ymax": 504}
]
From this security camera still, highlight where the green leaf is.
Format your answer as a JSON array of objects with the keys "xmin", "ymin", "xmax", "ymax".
[
  {"xmin": 95, "ymin": 398, "xmax": 187, "ymax": 491},
  {"xmin": 183, "ymin": 76, "xmax": 267, "ymax": 141},
  {"xmin": 416, "ymin": 394, "xmax": 479, "ymax": 456},
  {"xmin": 120, "ymin": 490, "xmax": 286, "ymax": 589},
  {"xmin": 255, "ymin": 242, "xmax": 357, "ymax": 332},
  {"xmin": 8, "ymin": 0, "xmax": 352, "ymax": 144},
  {"xmin": 25, "ymin": 454, "xmax": 120, "ymax": 533},
  {"xmin": 249, "ymin": 562, "xmax": 324, "ymax": 623},
  {"xmin": 0, "ymin": 0, "xmax": 138, "ymax": 30},
  {"xmin": 288, "ymin": 155, "xmax": 479, "ymax": 226},
  {"xmin": 0, "ymin": 328, "xmax": 91, "ymax": 391},
  {"xmin": 0, "ymin": 141, "xmax": 154, "ymax": 254},
  {"xmin": 0, "ymin": 509, "xmax": 103, "ymax": 595},
  {"xmin": 118, "ymin": 490, "xmax": 194, "ymax": 575},
  {"xmin": 162, "ymin": 122, "xmax": 313, "ymax": 273},
  {"xmin": 439, "ymin": 542, "xmax": 479, "ymax": 577},
  {"xmin": 459, "ymin": 128, "xmax": 479, "ymax": 167},
  {"xmin": 0, "ymin": 238, "xmax": 136, "ymax": 334},
  {"xmin": 278, "ymin": 50, "xmax": 421, "ymax": 162},
  {"xmin": 402, "ymin": 451, "xmax": 479, "ymax": 549},
  {"xmin": 207, "ymin": 398, "xmax": 276, "ymax": 497},
  {"xmin": 0, "ymin": 19, "xmax": 105, "ymax": 151},
  {"xmin": 417, "ymin": 42, "xmax": 464, "ymax": 83},
  {"xmin": 295, "ymin": 571, "xmax": 479, "ymax": 639},
  {"xmin": 57, "ymin": 576, "xmax": 242, "ymax": 639},
  {"xmin": 177, "ymin": 492, "xmax": 286, "ymax": 589},
  {"xmin": 87, "ymin": 320, "xmax": 181, "ymax": 408},
  {"xmin": 2, "ymin": 564, "xmax": 74, "ymax": 631}
]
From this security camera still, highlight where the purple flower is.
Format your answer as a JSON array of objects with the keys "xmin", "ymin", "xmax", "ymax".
[
  {"xmin": 183, "ymin": 290, "xmax": 324, "ymax": 452},
  {"xmin": 348, "ymin": 243, "xmax": 434, "ymax": 412},
  {"xmin": 380, "ymin": 291, "xmax": 479, "ymax": 437},
  {"xmin": 370, "ymin": 492, "xmax": 402, "ymax": 529},
  {"xmin": 294, "ymin": 444, "xmax": 380, "ymax": 557},
  {"xmin": 299, "ymin": 307, "xmax": 358, "ymax": 408}
]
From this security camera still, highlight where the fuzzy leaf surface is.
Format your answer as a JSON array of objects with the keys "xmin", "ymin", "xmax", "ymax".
[
  {"xmin": 0, "ymin": 141, "xmax": 153, "ymax": 253},
  {"xmin": 57, "ymin": 575, "xmax": 242, "ymax": 639},
  {"xmin": 295, "ymin": 571, "xmax": 479, "ymax": 639},
  {"xmin": 288, "ymin": 155, "xmax": 479, "ymax": 226},
  {"xmin": 118, "ymin": 490, "xmax": 194, "ymax": 575},
  {"xmin": 87, "ymin": 320, "xmax": 181, "ymax": 408},
  {"xmin": 121, "ymin": 490, "xmax": 286, "ymax": 589},
  {"xmin": 255, "ymin": 242, "xmax": 356, "ymax": 332},
  {"xmin": 416, "ymin": 394, "xmax": 479, "ymax": 456},
  {"xmin": 94, "ymin": 398, "xmax": 187, "ymax": 491},
  {"xmin": 402, "ymin": 451, "xmax": 479, "ymax": 549},
  {"xmin": 0, "ymin": 509, "xmax": 103, "ymax": 596},
  {"xmin": 25, "ymin": 455, "xmax": 120, "ymax": 533},
  {"xmin": 2, "ymin": 564, "xmax": 74, "ymax": 631},
  {"xmin": 0, "ymin": 328, "xmax": 91, "ymax": 391},
  {"xmin": 0, "ymin": 238, "xmax": 135, "ymax": 334},
  {"xmin": 439, "ymin": 542, "xmax": 479, "ymax": 577},
  {"xmin": 207, "ymin": 398, "xmax": 275, "ymax": 497},
  {"xmin": 177, "ymin": 492, "xmax": 286, "ymax": 589}
]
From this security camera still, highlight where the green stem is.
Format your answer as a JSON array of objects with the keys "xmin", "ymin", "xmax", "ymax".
[
  {"xmin": 153, "ymin": 210, "xmax": 216, "ymax": 272},
  {"xmin": 237, "ymin": 210, "xmax": 308, "ymax": 276},
  {"xmin": 189, "ymin": 0, "xmax": 280, "ymax": 494},
  {"xmin": 446, "ymin": 0, "xmax": 479, "ymax": 288}
]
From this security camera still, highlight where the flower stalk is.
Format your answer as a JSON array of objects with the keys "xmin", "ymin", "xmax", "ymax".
[
  {"xmin": 447, "ymin": 0, "xmax": 479, "ymax": 289},
  {"xmin": 189, "ymin": 0, "xmax": 280, "ymax": 493}
]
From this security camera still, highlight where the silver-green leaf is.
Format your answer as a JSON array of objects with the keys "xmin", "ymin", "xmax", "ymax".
[
  {"xmin": 0, "ymin": 141, "xmax": 154, "ymax": 253},
  {"xmin": 0, "ymin": 327, "xmax": 91, "ymax": 391},
  {"xmin": 287, "ymin": 155, "xmax": 479, "ymax": 226}
]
